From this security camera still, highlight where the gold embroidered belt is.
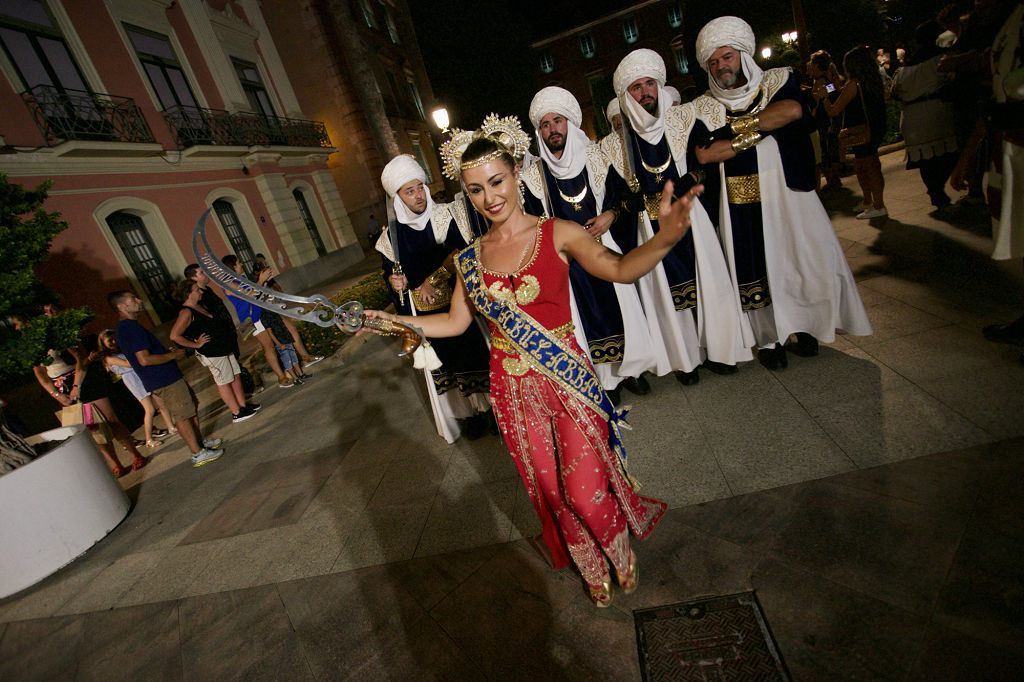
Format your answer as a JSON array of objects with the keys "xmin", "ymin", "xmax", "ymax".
[
  {"xmin": 726, "ymin": 174, "xmax": 761, "ymax": 204},
  {"xmin": 492, "ymin": 321, "xmax": 575, "ymax": 376},
  {"xmin": 643, "ymin": 192, "xmax": 662, "ymax": 220}
]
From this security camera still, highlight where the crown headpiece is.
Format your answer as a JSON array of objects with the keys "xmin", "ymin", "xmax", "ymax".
[{"xmin": 440, "ymin": 113, "xmax": 532, "ymax": 181}]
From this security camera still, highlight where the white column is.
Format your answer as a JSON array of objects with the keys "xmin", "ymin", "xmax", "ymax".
[
  {"xmin": 312, "ymin": 168, "xmax": 357, "ymax": 247},
  {"xmin": 252, "ymin": 167, "xmax": 317, "ymax": 266}
]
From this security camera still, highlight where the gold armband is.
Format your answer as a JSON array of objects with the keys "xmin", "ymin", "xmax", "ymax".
[
  {"xmin": 729, "ymin": 115, "xmax": 761, "ymax": 135},
  {"xmin": 731, "ymin": 130, "xmax": 763, "ymax": 154}
]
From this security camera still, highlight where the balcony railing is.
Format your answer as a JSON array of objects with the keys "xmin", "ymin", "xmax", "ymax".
[
  {"xmin": 162, "ymin": 105, "xmax": 332, "ymax": 150},
  {"xmin": 22, "ymin": 85, "xmax": 155, "ymax": 146}
]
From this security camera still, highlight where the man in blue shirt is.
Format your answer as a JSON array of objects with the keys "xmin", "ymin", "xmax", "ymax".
[{"xmin": 109, "ymin": 290, "xmax": 224, "ymax": 468}]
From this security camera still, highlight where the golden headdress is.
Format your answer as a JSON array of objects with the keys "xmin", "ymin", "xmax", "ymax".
[{"xmin": 440, "ymin": 113, "xmax": 532, "ymax": 181}]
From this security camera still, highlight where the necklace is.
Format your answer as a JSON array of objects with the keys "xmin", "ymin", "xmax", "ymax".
[
  {"xmin": 482, "ymin": 218, "xmax": 540, "ymax": 277},
  {"xmin": 640, "ymin": 156, "xmax": 672, "ymax": 183},
  {"xmin": 556, "ymin": 183, "xmax": 588, "ymax": 212}
]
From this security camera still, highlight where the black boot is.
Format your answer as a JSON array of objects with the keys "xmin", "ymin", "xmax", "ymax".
[
  {"xmin": 786, "ymin": 332, "xmax": 819, "ymax": 357},
  {"xmin": 758, "ymin": 344, "xmax": 788, "ymax": 371},
  {"xmin": 622, "ymin": 374, "xmax": 652, "ymax": 395},
  {"xmin": 462, "ymin": 414, "xmax": 486, "ymax": 440},
  {"xmin": 675, "ymin": 369, "xmax": 700, "ymax": 386},
  {"xmin": 983, "ymin": 313, "xmax": 1024, "ymax": 345},
  {"xmin": 703, "ymin": 360, "xmax": 738, "ymax": 375},
  {"xmin": 608, "ymin": 387, "xmax": 623, "ymax": 406}
]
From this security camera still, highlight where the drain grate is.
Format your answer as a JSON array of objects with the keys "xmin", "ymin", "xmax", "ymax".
[{"xmin": 634, "ymin": 591, "xmax": 789, "ymax": 681}]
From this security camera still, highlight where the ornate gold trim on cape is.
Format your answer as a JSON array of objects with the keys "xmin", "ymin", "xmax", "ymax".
[{"xmin": 374, "ymin": 225, "xmax": 395, "ymax": 262}]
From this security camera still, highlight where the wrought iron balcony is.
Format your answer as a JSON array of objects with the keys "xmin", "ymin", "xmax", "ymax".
[
  {"xmin": 162, "ymin": 105, "xmax": 332, "ymax": 150},
  {"xmin": 22, "ymin": 85, "xmax": 155, "ymax": 146}
]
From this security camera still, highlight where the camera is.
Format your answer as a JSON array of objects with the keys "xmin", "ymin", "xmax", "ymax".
[{"xmin": 825, "ymin": 83, "xmax": 836, "ymax": 94}]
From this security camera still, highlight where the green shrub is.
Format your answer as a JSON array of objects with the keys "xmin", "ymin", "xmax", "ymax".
[{"xmin": 0, "ymin": 174, "xmax": 92, "ymax": 382}]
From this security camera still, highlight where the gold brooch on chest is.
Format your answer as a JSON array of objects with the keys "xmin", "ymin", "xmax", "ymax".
[
  {"xmin": 487, "ymin": 274, "xmax": 540, "ymax": 306},
  {"xmin": 489, "ymin": 274, "xmax": 544, "ymax": 305}
]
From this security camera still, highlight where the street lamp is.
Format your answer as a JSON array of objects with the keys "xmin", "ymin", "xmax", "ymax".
[
  {"xmin": 761, "ymin": 47, "xmax": 773, "ymax": 59},
  {"xmin": 781, "ymin": 31, "xmax": 798, "ymax": 45},
  {"xmin": 431, "ymin": 107, "xmax": 449, "ymax": 131}
]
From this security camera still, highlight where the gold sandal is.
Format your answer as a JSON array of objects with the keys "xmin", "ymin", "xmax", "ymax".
[
  {"xmin": 616, "ymin": 550, "xmax": 639, "ymax": 594},
  {"xmin": 587, "ymin": 579, "xmax": 613, "ymax": 608}
]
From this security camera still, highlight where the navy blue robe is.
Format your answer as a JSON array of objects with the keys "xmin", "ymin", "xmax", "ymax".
[
  {"xmin": 380, "ymin": 218, "xmax": 489, "ymax": 396},
  {"xmin": 533, "ymin": 163, "xmax": 626, "ymax": 365},
  {"xmin": 625, "ymin": 133, "xmax": 698, "ymax": 312},
  {"xmin": 689, "ymin": 72, "xmax": 817, "ymax": 312}
]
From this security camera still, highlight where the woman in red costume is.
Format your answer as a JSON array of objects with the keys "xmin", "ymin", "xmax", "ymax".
[{"xmin": 366, "ymin": 118, "xmax": 702, "ymax": 606}]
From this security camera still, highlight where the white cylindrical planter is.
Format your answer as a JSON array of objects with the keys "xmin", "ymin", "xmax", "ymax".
[{"xmin": 0, "ymin": 425, "xmax": 131, "ymax": 598}]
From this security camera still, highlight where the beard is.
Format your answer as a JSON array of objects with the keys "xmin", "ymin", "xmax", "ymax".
[
  {"xmin": 715, "ymin": 67, "xmax": 745, "ymax": 89},
  {"xmin": 545, "ymin": 134, "xmax": 565, "ymax": 153},
  {"xmin": 640, "ymin": 97, "xmax": 657, "ymax": 114}
]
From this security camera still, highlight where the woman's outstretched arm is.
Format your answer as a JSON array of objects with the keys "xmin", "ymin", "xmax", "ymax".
[
  {"xmin": 557, "ymin": 179, "xmax": 702, "ymax": 284},
  {"xmin": 364, "ymin": 272, "xmax": 475, "ymax": 339}
]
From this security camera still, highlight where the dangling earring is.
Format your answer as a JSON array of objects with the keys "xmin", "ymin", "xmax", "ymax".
[{"xmin": 517, "ymin": 183, "xmax": 525, "ymax": 211}]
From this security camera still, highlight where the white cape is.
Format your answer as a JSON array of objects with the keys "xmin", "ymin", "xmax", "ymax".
[{"xmin": 715, "ymin": 136, "xmax": 873, "ymax": 343}]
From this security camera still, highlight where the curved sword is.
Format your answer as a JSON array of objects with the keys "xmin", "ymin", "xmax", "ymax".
[{"xmin": 190, "ymin": 209, "xmax": 423, "ymax": 356}]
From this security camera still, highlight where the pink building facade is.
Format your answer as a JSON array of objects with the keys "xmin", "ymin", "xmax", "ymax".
[{"xmin": 0, "ymin": 0, "xmax": 360, "ymax": 329}]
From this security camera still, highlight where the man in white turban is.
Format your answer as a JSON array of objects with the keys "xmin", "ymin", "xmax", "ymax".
[
  {"xmin": 664, "ymin": 85, "xmax": 682, "ymax": 106},
  {"xmin": 377, "ymin": 154, "xmax": 494, "ymax": 442},
  {"xmin": 523, "ymin": 85, "xmax": 657, "ymax": 403},
  {"xmin": 690, "ymin": 16, "xmax": 871, "ymax": 370},
  {"xmin": 603, "ymin": 48, "xmax": 753, "ymax": 384}
]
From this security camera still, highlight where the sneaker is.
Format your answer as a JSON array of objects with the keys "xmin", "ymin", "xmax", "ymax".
[
  {"xmin": 279, "ymin": 380, "xmax": 295, "ymax": 388},
  {"xmin": 202, "ymin": 437, "xmax": 223, "ymax": 450},
  {"xmin": 191, "ymin": 448, "xmax": 223, "ymax": 468},
  {"xmin": 856, "ymin": 207, "xmax": 888, "ymax": 219},
  {"xmin": 246, "ymin": 402, "xmax": 262, "ymax": 411},
  {"xmin": 293, "ymin": 377, "xmax": 305, "ymax": 385},
  {"xmin": 304, "ymin": 355, "xmax": 325, "ymax": 366},
  {"xmin": 298, "ymin": 372, "xmax": 313, "ymax": 380},
  {"xmin": 232, "ymin": 405, "xmax": 258, "ymax": 423}
]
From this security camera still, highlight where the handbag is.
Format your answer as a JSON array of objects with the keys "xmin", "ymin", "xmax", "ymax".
[
  {"xmin": 838, "ymin": 84, "xmax": 872, "ymax": 157},
  {"xmin": 56, "ymin": 402, "xmax": 112, "ymax": 445}
]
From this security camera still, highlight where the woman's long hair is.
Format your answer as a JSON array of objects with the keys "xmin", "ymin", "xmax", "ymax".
[{"xmin": 843, "ymin": 45, "xmax": 885, "ymax": 102}]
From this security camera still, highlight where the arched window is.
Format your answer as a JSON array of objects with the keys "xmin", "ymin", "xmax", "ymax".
[
  {"xmin": 105, "ymin": 211, "xmax": 175, "ymax": 319},
  {"xmin": 213, "ymin": 199, "xmax": 257, "ymax": 276},
  {"xmin": 293, "ymin": 189, "xmax": 327, "ymax": 257}
]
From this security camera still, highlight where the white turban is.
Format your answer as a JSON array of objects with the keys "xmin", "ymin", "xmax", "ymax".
[
  {"xmin": 695, "ymin": 16, "xmax": 756, "ymax": 67},
  {"xmin": 613, "ymin": 48, "xmax": 666, "ymax": 97},
  {"xmin": 531, "ymin": 87, "xmax": 591, "ymax": 181},
  {"xmin": 529, "ymin": 86, "xmax": 582, "ymax": 129},
  {"xmin": 381, "ymin": 154, "xmax": 426, "ymax": 198},
  {"xmin": 605, "ymin": 98, "xmax": 620, "ymax": 123},
  {"xmin": 695, "ymin": 16, "xmax": 765, "ymax": 111},
  {"xmin": 664, "ymin": 85, "xmax": 681, "ymax": 105},
  {"xmin": 381, "ymin": 154, "xmax": 432, "ymax": 230}
]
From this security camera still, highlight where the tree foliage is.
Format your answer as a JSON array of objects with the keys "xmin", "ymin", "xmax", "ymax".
[{"xmin": 0, "ymin": 173, "xmax": 92, "ymax": 382}]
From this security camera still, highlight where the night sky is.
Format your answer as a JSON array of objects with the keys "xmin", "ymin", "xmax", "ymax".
[{"xmin": 408, "ymin": 0, "xmax": 942, "ymax": 131}]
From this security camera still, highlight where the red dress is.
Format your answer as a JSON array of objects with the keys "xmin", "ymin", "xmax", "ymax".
[{"xmin": 478, "ymin": 219, "xmax": 666, "ymax": 587}]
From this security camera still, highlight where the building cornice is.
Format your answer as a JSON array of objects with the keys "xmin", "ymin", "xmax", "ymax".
[{"xmin": 0, "ymin": 144, "xmax": 335, "ymax": 177}]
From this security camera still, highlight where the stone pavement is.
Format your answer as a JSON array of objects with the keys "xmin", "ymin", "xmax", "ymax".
[{"xmin": 1, "ymin": 154, "xmax": 1022, "ymax": 680}]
